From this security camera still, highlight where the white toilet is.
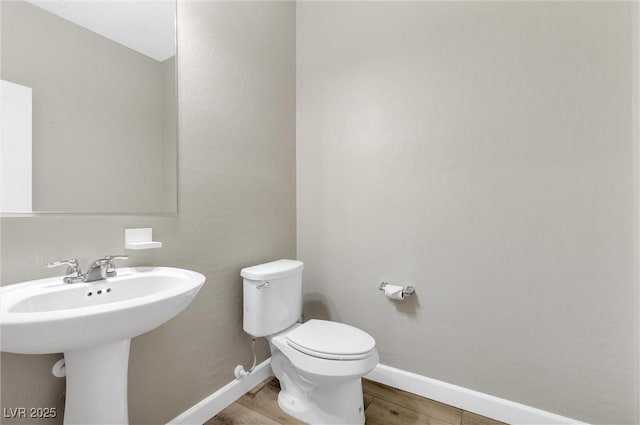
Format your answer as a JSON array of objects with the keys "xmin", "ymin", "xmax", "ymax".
[{"xmin": 241, "ymin": 259, "xmax": 379, "ymax": 425}]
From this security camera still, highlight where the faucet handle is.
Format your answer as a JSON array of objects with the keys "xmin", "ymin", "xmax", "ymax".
[
  {"xmin": 105, "ymin": 255, "xmax": 129, "ymax": 261},
  {"xmin": 104, "ymin": 255, "xmax": 129, "ymax": 277},
  {"xmin": 46, "ymin": 258, "xmax": 83, "ymax": 283},
  {"xmin": 46, "ymin": 258, "xmax": 77, "ymax": 268}
]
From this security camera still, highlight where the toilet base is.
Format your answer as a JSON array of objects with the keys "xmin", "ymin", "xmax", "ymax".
[
  {"xmin": 271, "ymin": 351, "xmax": 366, "ymax": 425},
  {"xmin": 277, "ymin": 377, "xmax": 366, "ymax": 425}
]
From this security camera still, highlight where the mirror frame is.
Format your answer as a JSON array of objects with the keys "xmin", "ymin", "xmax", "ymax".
[{"xmin": 0, "ymin": 0, "xmax": 178, "ymax": 217}]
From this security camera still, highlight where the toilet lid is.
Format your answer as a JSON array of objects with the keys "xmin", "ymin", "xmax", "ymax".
[{"xmin": 286, "ymin": 320, "xmax": 376, "ymax": 360}]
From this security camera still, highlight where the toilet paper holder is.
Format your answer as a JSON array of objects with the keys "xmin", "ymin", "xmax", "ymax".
[{"xmin": 378, "ymin": 282, "xmax": 415, "ymax": 297}]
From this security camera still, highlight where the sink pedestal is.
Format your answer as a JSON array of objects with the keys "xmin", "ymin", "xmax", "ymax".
[{"xmin": 64, "ymin": 339, "xmax": 131, "ymax": 424}]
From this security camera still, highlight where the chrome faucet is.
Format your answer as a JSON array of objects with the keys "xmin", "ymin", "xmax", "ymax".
[
  {"xmin": 83, "ymin": 255, "xmax": 129, "ymax": 282},
  {"xmin": 47, "ymin": 255, "xmax": 129, "ymax": 283}
]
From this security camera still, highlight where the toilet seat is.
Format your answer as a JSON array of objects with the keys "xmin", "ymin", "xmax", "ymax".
[
  {"xmin": 270, "ymin": 326, "xmax": 379, "ymax": 379},
  {"xmin": 286, "ymin": 319, "xmax": 376, "ymax": 360}
]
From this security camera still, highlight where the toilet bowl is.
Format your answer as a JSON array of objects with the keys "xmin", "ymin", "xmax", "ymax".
[
  {"xmin": 241, "ymin": 260, "xmax": 379, "ymax": 425},
  {"xmin": 269, "ymin": 320, "xmax": 379, "ymax": 424}
]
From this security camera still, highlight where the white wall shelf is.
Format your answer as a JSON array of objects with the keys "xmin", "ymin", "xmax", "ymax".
[{"xmin": 125, "ymin": 228, "xmax": 162, "ymax": 250}]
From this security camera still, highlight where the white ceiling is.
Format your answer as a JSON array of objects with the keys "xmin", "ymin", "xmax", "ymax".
[{"xmin": 26, "ymin": 0, "xmax": 176, "ymax": 62}]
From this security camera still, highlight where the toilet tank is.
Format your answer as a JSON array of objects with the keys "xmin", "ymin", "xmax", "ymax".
[{"xmin": 241, "ymin": 259, "xmax": 304, "ymax": 337}]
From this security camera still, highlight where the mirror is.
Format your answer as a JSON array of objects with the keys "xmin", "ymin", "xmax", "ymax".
[{"xmin": 0, "ymin": 0, "xmax": 177, "ymax": 214}]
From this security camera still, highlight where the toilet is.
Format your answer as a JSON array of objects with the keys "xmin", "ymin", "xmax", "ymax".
[{"xmin": 241, "ymin": 259, "xmax": 379, "ymax": 425}]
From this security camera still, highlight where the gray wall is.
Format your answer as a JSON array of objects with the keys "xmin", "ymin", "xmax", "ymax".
[
  {"xmin": 0, "ymin": 0, "xmax": 174, "ymax": 213},
  {"xmin": 0, "ymin": 1, "xmax": 296, "ymax": 423},
  {"xmin": 297, "ymin": 2, "xmax": 637, "ymax": 424}
]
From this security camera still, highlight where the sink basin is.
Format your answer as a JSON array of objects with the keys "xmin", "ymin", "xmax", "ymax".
[
  {"xmin": 0, "ymin": 266, "xmax": 206, "ymax": 424},
  {"xmin": 1, "ymin": 266, "xmax": 205, "ymax": 354}
]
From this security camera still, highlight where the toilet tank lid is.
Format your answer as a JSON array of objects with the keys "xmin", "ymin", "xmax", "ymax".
[{"xmin": 241, "ymin": 259, "xmax": 304, "ymax": 281}]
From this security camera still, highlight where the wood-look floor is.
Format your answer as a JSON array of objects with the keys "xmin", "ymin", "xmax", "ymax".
[{"xmin": 205, "ymin": 377, "xmax": 507, "ymax": 425}]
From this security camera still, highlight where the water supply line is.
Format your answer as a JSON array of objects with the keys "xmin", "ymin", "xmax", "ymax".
[{"xmin": 234, "ymin": 337, "xmax": 257, "ymax": 379}]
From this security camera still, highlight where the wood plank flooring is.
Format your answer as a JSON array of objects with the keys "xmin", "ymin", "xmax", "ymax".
[{"xmin": 205, "ymin": 378, "xmax": 507, "ymax": 425}]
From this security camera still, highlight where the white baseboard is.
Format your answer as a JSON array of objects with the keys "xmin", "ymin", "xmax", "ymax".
[
  {"xmin": 167, "ymin": 359, "xmax": 587, "ymax": 425},
  {"xmin": 366, "ymin": 364, "xmax": 588, "ymax": 425},
  {"xmin": 167, "ymin": 359, "xmax": 273, "ymax": 425}
]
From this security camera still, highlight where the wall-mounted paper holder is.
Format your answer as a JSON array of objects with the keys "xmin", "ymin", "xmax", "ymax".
[{"xmin": 378, "ymin": 282, "xmax": 415, "ymax": 297}]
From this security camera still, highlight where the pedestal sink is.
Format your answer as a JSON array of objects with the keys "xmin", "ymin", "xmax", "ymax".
[{"xmin": 0, "ymin": 266, "xmax": 206, "ymax": 424}]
